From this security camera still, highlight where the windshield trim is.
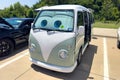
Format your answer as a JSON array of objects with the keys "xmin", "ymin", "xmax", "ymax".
[{"xmin": 33, "ymin": 27, "xmax": 73, "ymax": 32}]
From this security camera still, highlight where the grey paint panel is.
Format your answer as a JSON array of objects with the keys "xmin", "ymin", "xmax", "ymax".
[{"xmin": 48, "ymin": 37, "xmax": 75, "ymax": 66}]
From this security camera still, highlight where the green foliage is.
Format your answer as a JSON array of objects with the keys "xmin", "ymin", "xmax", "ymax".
[
  {"xmin": 0, "ymin": 2, "xmax": 33, "ymax": 18},
  {"xmin": 0, "ymin": 0, "xmax": 120, "ymax": 22},
  {"xmin": 27, "ymin": 9, "xmax": 34, "ymax": 18},
  {"xmin": 99, "ymin": 0, "xmax": 120, "ymax": 21},
  {"xmin": 93, "ymin": 21, "xmax": 119, "ymax": 29}
]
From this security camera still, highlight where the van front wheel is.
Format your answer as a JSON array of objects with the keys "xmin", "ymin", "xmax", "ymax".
[{"xmin": 77, "ymin": 49, "xmax": 82, "ymax": 66}]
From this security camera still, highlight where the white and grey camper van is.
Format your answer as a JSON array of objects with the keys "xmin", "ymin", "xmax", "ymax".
[{"xmin": 29, "ymin": 5, "xmax": 94, "ymax": 73}]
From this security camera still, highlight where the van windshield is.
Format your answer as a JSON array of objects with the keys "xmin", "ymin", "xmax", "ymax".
[{"xmin": 33, "ymin": 10, "xmax": 74, "ymax": 32}]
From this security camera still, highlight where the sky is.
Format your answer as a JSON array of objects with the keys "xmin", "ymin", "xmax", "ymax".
[{"xmin": 0, "ymin": 0, "xmax": 39, "ymax": 9}]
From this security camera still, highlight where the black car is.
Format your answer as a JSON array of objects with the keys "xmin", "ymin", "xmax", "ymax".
[{"xmin": 0, "ymin": 17, "xmax": 34, "ymax": 56}]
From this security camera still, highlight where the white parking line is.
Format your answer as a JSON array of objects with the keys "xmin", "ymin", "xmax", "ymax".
[
  {"xmin": 103, "ymin": 38, "xmax": 109, "ymax": 80},
  {"xmin": 0, "ymin": 52, "xmax": 29, "ymax": 69}
]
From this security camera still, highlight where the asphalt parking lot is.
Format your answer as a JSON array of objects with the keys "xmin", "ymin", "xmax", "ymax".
[{"xmin": 0, "ymin": 28, "xmax": 120, "ymax": 80}]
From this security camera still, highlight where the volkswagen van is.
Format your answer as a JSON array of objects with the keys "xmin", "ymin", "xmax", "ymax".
[{"xmin": 29, "ymin": 5, "xmax": 94, "ymax": 73}]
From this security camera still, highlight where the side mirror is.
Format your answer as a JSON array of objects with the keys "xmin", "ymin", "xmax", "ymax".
[
  {"xmin": 31, "ymin": 23, "xmax": 33, "ymax": 28},
  {"xmin": 78, "ymin": 26, "xmax": 84, "ymax": 34},
  {"xmin": 20, "ymin": 25, "xmax": 31, "ymax": 33},
  {"xmin": 21, "ymin": 25, "xmax": 30, "ymax": 34},
  {"xmin": 22, "ymin": 25, "xmax": 30, "ymax": 29}
]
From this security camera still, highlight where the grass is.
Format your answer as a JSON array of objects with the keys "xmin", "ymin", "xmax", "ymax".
[{"xmin": 93, "ymin": 21, "xmax": 120, "ymax": 29}]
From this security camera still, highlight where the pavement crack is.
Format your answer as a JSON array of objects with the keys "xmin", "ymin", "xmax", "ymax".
[{"xmin": 14, "ymin": 68, "xmax": 31, "ymax": 80}]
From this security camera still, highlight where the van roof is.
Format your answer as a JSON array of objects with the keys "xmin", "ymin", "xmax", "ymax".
[{"xmin": 35, "ymin": 5, "xmax": 90, "ymax": 12}]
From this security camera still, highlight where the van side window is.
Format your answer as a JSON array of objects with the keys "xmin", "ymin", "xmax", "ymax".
[
  {"xmin": 88, "ymin": 13, "xmax": 91, "ymax": 26},
  {"xmin": 83, "ymin": 11, "xmax": 89, "ymax": 26},
  {"xmin": 77, "ymin": 12, "xmax": 84, "ymax": 27},
  {"xmin": 89, "ymin": 13, "xmax": 94, "ymax": 23}
]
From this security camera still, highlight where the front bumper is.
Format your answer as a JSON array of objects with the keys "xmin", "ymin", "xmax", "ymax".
[{"xmin": 30, "ymin": 58, "xmax": 77, "ymax": 73}]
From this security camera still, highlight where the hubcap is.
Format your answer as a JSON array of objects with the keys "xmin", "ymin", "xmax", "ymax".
[{"xmin": 0, "ymin": 41, "xmax": 10, "ymax": 54}]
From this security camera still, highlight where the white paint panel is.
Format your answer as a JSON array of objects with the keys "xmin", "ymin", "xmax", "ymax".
[{"xmin": 31, "ymin": 30, "xmax": 75, "ymax": 62}]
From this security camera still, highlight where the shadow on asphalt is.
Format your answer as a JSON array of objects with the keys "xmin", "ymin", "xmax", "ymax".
[
  {"xmin": 31, "ymin": 44, "xmax": 98, "ymax": 80},
  {"xmin": 0, "ymin": 42, "xmax": 28, "ymax": 61}
]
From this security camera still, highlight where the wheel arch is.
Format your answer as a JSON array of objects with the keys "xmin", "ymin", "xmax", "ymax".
[
  {"xmin": 1, "ymin": 37, "xmax": 16, "ymax": 48},
  {"xmin": 77, "ymin": 46, "xmax": 83, "ymax": 66}
]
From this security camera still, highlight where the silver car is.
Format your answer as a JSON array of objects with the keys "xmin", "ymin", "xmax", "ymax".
[{"xmin": 117, "ymin": 27, "xmax": 120, "ymax": 49}]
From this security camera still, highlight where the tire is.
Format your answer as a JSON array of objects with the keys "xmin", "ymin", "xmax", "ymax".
[
  {"xmin": 77, "ymin": 48, "xmax": 82, "ymax": 66},
  {"xmin": 117, "ymin": 40, "xmax": 120, "ymax": 49},
  {"xmin": 87, "ymin": 41, "xmax": 90, "ymax": 48},
  {"xmin": 0, "ymin": 39, "xmax": 14, "ymax": 57}
]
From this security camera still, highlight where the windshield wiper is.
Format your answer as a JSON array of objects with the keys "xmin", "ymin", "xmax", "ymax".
[
  {"xmin": 40, "ymin": 28, "xmax": 55, "ymax": 31},
  {"xmin": 33, "ymin": 27, "xmax": 54, "ymax": 32}
]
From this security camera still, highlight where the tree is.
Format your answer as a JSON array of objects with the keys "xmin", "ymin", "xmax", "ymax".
[
  {"xmin": 27, "ymin": 9, "xmax": 34, "ymax": 18},
  {"xmin": 100, "ymin": 0, "xmax": 119, "ymax": 21},
  {"xmin": 1, "ymin": 0, "xmax": 120, "ymax": 21}
]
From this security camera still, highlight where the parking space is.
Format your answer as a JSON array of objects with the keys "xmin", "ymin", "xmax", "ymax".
[
  {"xmin": 0, "ymin": 35, "xmax": 120, "ymax": 80},
  {"xmin": 107, "ymin": 38, "xmax": 120, "ymax": 80}
]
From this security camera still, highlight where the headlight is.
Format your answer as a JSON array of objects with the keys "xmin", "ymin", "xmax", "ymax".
[{"xmin": 58, "ymin": 49, "xmax": 68, "ymax": 59}]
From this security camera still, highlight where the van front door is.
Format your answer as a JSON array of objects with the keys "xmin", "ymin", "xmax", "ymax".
[{"xmin": 75, "ymin": 11, "xmax": 85, "ymax": 57}]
